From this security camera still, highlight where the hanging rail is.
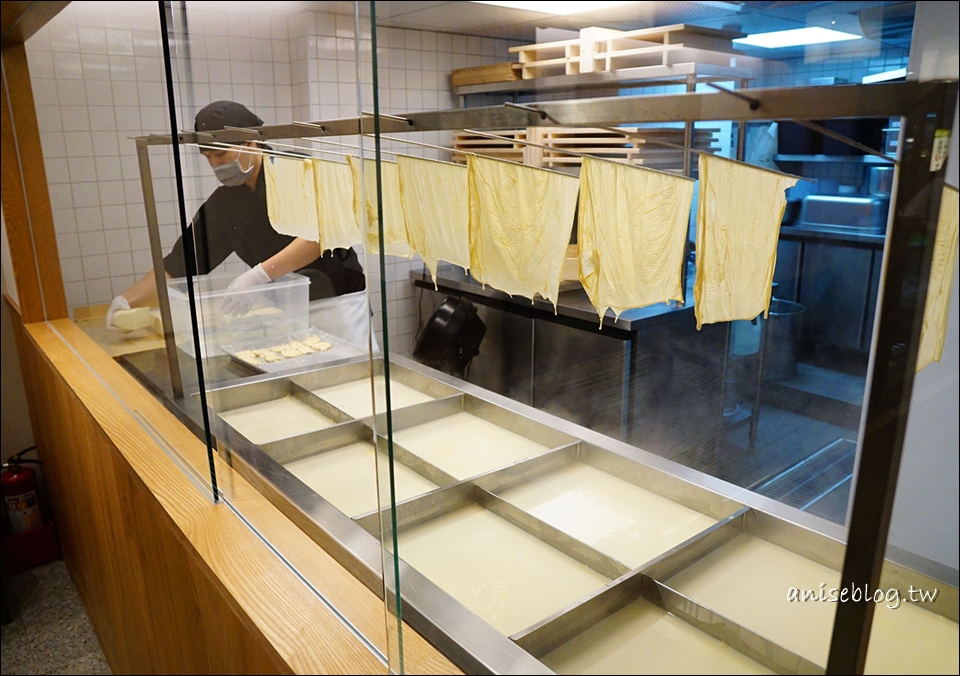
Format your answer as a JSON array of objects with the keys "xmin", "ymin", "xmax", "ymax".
[{"xmin": 132, "ymin": 81, "xmax": 944, "ymax": 147}]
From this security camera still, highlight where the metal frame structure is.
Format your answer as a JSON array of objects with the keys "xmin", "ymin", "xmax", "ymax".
[{"xmin": 133, "ymin": 78, "xmax": 959, "ymax": 674}]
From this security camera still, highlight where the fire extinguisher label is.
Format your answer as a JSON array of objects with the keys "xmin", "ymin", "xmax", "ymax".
[{"xmin": 5, "ymin": 491, "xmax": 42, "ymax": 533}]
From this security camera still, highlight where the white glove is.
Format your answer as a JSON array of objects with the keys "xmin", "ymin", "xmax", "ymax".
[
  {"xmin": 218, "ymin": 263, "xmax": 271, "ymax": 317},
  {"xmin": 105, "ymin": 295, "xmax": 130, "ymax": 331}
]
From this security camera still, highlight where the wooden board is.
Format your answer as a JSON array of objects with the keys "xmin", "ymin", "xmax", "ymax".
[
  {"xmin": 1, "ymin": 43, "xmax": 67, "ymax": 320},
  {"xmin": 0, "ymin": 50, "xmax": 45, "ymax": 324},
  {"xmin": 73, "ymin": 303, "xmax": 167, "ymax": 358},
  {"xmin": 451, "ymin": 129, "xmax": 527, "ymax": 164},
  {"xmin": 453, "ymin": 126, "xmax": 720, "ymax": 172},
  {"xmin": 508, "ymin": 24, "xmax": 753, "ymax": 80},
  {"xmin": 451, "ymin": 62, "xmax": 520, "ymax": 87},
  {"xmin": 6, "ymin": 44, "xmax": 68, "ymax": 320}
]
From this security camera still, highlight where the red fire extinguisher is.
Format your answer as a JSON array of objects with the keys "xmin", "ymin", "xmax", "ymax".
[{"xmin": 2, "ymin": 448, "xmax": 45, "ymax": 535}]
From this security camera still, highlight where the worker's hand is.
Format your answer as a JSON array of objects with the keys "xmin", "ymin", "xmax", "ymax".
[
  {"xmin": 105, "ymin": 295, "xmax": 131, "ymax": 331},
  {"xmin": 218, "ymin": 263, "xmax": 271, "ymax": 317}
]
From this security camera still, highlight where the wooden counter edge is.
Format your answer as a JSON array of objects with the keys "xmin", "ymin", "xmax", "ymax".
[{"xmin": 15, "ymin": 312, "xmax": 460, "ymax": 675}]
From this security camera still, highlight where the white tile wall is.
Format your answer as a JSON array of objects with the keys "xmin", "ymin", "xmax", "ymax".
[
  {"xmin": 297, "ymin": 17, "xmax": 519, "ymax": 354},
  {"xmin": 28, "ymin": 1, "xmax": 517, "ymax": 356},
  {"xmin": 28, "ymin": 2, "xmax": 304, "ymax": 312}
]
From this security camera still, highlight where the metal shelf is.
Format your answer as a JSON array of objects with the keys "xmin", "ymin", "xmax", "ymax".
[
  {"xmin": 452, "ymin": 62, "xmax": 756, "ymax": 97},
  {"xmin": 774, "ymin": 153, "xmax": 894, "ymax": 164}
]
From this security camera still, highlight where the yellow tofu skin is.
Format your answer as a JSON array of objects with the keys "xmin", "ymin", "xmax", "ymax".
[
  {"xmin": 694, "ymin": 153, "xmax": 798, "ymax": 329},
  {"xmin": 264, "ymin": 156, "xmax": 321, "ymax": 242},
  {"xmin": 313, "ymin": 158, "xmax": 362, "ymax": 252},
  {"xmin": 917, "ymin": 184, "xmax": 959, "ymax": 371},
  {"xmin": 398, "ymin": 154, "xmax": 470, "ymax": 285},
  {"xmin": 468, "ymin": 155, "xmax": 579, "ymax": 309},
  {"xmin": 578, "ymin": 156, "xmax": 695, "ymax": 322},
  {"xmin": 348, "ymin": 156, "xmax": 413, "ymax": 258}
]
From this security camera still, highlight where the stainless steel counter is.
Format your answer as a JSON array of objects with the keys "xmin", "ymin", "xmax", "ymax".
[
  {"xmin": 412, "ymin": 264, "xmax": 703, "ymax": 444},
  {"xmin": 773, "ymin": 222, "xmax": 886, "ymax": 364},
  {"xmin": 780, "ymin": 222, "xmax": 886, "ymax": 246},
  {"xmin": 412, "ymin": 263, "xmax": 695, "ymax": 337}
]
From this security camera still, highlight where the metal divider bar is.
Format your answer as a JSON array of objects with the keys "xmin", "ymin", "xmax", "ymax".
[
  {"xmin": 477, "ymin": 488, "xmax": 630, "ymax": 581},
  {"xmin": 653, "ymin": 579, "xmax": 824, "ymax": 675}
]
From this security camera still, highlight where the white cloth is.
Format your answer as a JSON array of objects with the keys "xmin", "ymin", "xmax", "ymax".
[
  {"xmin": 309, "ymin": 289, "xmax": 379, "ymax": 353},
  {"xmin": 694, "ymin": 153, "xmax": 798, "ymax": 329}
]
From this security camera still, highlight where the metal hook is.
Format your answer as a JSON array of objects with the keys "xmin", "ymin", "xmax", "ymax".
[
  {"xmin": 222, "ymin": 125, "xmax": 263, "ymax": 136},
  {"xmin": 293, "ymin": 121, "xmax": 327, "ymax": 133},
  {"xmin": 462, "ymin": 128, "xmax": 586, "ymax": 160},
  {"xmin": 360, "ymin": 111, "xmax": 414, "ymax": 126},
  {"xmin": 360, "ymin": 133, "xmax": 468, "ymax": 157},
  {"xmin": 504, "ymin": 101, "xmax": 560, "ymax": 124},
  {"xmin": 705, "ymin": 82, "xmax": 761, "ymax": 111}
]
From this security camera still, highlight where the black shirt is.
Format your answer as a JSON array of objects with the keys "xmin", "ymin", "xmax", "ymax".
[{"xmin": 163, "ymin": 166, "xmax": 365, "ymax": 301}]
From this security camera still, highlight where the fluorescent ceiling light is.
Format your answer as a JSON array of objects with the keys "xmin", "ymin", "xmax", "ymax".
[
  {"xmin": 733, "ymin": 27, "xmax": 862, "ymax": 49},
  {"xmin": 470, "ymin": 1, "xmax": 636, "ymax": 15},
  {"xmin": 862, "ymin": 67, "xmax": 907, "ymax": 84}
]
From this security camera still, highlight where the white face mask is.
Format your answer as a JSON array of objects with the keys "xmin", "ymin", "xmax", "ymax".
[{"xmin": 213, "ymin": 149, "xmax": 254, "ymax": 187}]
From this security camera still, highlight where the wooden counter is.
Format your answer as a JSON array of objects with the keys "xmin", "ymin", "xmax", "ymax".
[
  {"xmin": 72, "ymin": 303, "xmax": 167, "ymax": 359},
  {"xmin": 9, "ymin": 303, "xmax": 459, "ymax": 675}
]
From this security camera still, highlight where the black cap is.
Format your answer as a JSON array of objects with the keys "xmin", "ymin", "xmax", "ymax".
[{"xmin": 194, "ymin": 100, "xmax": 263, "ymax": 132}]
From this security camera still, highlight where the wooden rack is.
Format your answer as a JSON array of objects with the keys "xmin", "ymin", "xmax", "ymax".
[
  {"xmin": 451, "ymin": 126, "xmax": 721, "ymax": 171},
  {"xmin": 508, "ymin": 24, "xmax": 758, "ymax": 80}
]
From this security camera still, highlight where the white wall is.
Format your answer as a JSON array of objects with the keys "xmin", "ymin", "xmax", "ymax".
[
  {"xmin": 886, "ymin": 0, "xmax": 960, "ymax": 570},
  {"xmin": 1, "ymin": 208, "xmax": 18, "ymax": 309},
  {"xmin": 290, "ymin": 10, "xmax": 516, "ymax": 352},
  {"xmin": 27, "ymin": 2, "xmax": 296, "ymax": 318},
  {"xmin": 26, "ymin": 1, "xmax": 513, "ymax": 356}
]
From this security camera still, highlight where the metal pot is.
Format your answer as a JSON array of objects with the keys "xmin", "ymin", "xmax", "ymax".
[{"xmin": 868, "ymin": 166, "xmax": 894, "ymax": 197}]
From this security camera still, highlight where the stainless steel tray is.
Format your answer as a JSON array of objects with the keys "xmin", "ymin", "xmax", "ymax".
[
  {"xmin": 221, "ymin": 326, "xmax": 364, "ymax": 373},
  {"xmin": 203, "ymin": 355, "xmax": 958, "ymax": 675}
]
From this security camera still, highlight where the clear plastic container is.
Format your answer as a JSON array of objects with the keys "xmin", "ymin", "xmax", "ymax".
[{"xmin": 166, "ymin": 272, "xmax": 309, "ymax": 360}]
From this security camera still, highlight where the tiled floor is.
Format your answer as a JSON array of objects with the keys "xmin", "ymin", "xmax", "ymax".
[
  {"xmin": 783, "ymin": 363, "xmax": 866, "ymax": 406},
  {"xmin": 1, "ymin": 559, "xmax": 111, "ymax": 675}
]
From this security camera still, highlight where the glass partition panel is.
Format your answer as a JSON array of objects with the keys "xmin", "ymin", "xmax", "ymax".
[
  {"xmin": 156, "ymin": 2, "xmax": 405, "ymax": 671},
  {"xmin": 362, "ymin": 1, "xmax": 958, "ymax": 674},
  {"xmin": 858, "ymin": 2, "xmax": 959, "ymax": 672},
  {"xmin": 25, "ymin": 0, "xmax": 405, "ymax": 672},
  {"xmin": 28, "ymin": 1, "xmax": 957, "ymax": 673},
  {"xmin": 22, "ymin": 1, "xmax": 221, "ymax": 480}
]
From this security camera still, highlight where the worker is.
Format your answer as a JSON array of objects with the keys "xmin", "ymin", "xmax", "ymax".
[{"xmin": 106, "ymin": 100, "xmax": 374, "ymax": 351}]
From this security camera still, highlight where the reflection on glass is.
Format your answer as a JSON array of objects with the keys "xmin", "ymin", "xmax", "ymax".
[{"xmin": 30, "ymin": 0, "xmax": 959, "ymax": 673}]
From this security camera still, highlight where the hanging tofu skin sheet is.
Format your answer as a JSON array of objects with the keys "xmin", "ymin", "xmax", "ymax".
[
  {"xmin": 398, "ymin": 155, "xmax": 470, "ymax": 285},
  {"xmin": 468, "ymin": 155, "xmax": 580, "ymax": 308},
  {"xmin": 578, "ymin": 156, "xmax": 695, "ymax": 322},
  {"xmin": 694, "ymin": 153, "xmax": 798, "ymax": 329},
  {"xmin": 264, "ymin": 155, "xmax": 320, "ymax": 242},
  {"xmin": 313, "ymin": 158, "xmax": 362, "ymax": 252},
  {"xmin": 917, "ymin": 184, "xmax": 959, "ymax": 371},
  {"xmin": 348, "ymin": 156, "xmax": 412, "ymax": 258}
]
